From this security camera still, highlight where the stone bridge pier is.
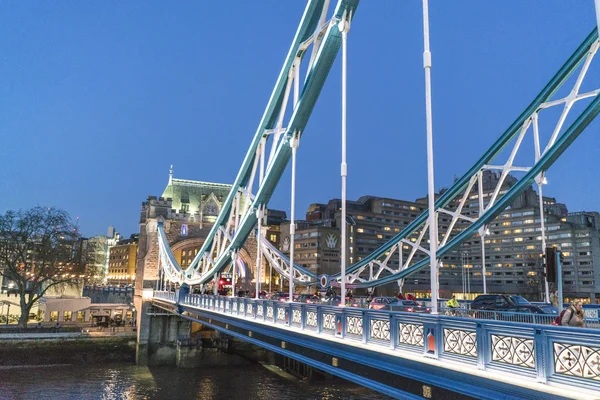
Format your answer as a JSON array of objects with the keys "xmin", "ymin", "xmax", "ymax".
[{"xmin": 136, "ymin": 299, "xmax": 201, "ymax": 367}]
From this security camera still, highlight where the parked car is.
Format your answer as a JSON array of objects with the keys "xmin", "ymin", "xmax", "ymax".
[
  {"xmin": 384, "ymin": 300, "xmax": 430, "ymax": 313},
  {"xmin": 294, "ymin": 294, "xmax": 320, "ymax": 304}
]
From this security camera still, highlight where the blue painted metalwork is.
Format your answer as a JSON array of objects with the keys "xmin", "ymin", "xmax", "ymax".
[
  {"xmin": 153, "ymin": 291, "xmax": 600, "ymax": 398},
  {"xmin": 154, "ymin": 291, "xmax": 600, "ymax": 394}
]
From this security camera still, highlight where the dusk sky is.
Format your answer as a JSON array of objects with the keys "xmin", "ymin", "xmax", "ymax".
[{"xmin": 1, "ymin": 1, "xmax": 599, "ymax": 238}]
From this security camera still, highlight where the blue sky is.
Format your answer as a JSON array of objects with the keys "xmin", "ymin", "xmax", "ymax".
[{"xmin": 1, "ymin": 1, "xmax": 599, "ymax": 238}]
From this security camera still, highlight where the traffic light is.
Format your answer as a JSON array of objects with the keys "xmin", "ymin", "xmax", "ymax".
[
  {"xmin": 546, "ymin": 247, "xmax": 557, "ymax": 283},
  {"xmin": 558, "ymin": 250, "xmax": 564, "ymax": 265}
]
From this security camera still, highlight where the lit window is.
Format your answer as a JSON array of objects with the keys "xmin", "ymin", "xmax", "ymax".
[
  {"xmin": 357, "ymin": 228, "xmax": 364, "ymax": 233},
  {"xmin": 77, "ymin": 312, "xmax": 85, "ymax": 322}
]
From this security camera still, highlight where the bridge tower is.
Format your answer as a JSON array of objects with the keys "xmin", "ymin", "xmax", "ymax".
[{"xmin": 134, "ymin": 171, "xmax": 260, "ymax": 365}]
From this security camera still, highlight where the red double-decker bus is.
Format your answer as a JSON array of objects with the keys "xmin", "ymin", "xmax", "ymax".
[{"xmin": 217, "ymin": 273, "xmax": 232, "ymax": 295}]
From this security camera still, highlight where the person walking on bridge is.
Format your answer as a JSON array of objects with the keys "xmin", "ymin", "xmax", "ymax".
[{"xmin": 561, "ymin": 301, "xmax": 585, "ymax": 327}]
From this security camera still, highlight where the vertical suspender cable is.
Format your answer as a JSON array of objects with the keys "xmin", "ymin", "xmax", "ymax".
[
  {"xmin": 232, "ymin": 252, "xmax": 237, "ymax": 297},
  {"xmin": 290, "ymin": 133, "xmax": 299, "ymax": 301},
  {"xmin": 338, "ymin": 10, "xmax": 351, "ymax": 306},
  {"xmin": 537, "ymin": 177, "xmax": 551, "ymax": 303},
  {"xmin": 478, "ymin": 172, "xmax": 487, "ymax": 294},
  {"xmin": 595, "ymin": 0, "xmax": 600, "ymax": 34},
  {"xmin": 422, "ymin": 0, "xmax": 438, "ymax": 314},
  {"xmin": 255, "ymin": 207, "xmax": 262, "ymax": 299}
]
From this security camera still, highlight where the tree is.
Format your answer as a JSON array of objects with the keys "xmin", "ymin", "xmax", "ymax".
[{"xmin": 0, "ymin": 207, "xmax": 99, "ymax": 327}]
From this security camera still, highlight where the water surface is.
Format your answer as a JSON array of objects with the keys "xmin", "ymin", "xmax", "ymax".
[{"xmin": 0, "ymin": 362, "xmax": 392, "ymax": 400}]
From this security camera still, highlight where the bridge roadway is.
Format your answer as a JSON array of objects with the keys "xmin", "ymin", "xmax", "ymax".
[{"xmin": 151, "ymin": 291, "xmax": 600, "ymax": 400}]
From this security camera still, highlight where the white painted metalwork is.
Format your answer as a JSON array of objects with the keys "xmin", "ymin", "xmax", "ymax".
[
  {"xmin": 154, "ymin": 1, "xmax": 357, "ymax": 288},
  {"xmin": 554, "ymin": 342, "xmax": 600, "ymax": 380},
  {"xmin": 491, "ymin": 335, "xmax": 535, "ymax": 369},
  {"xmin": 398, "ymin": 323, "xmax": 424, "ymax": 347},
  {"xmin": 339, "ymin": 9, "xmax": 351, "ymax": 305},
  {"xmin": 323, "ymin": 313, "xmax": 336, "ymax": 331},
  {"xmin": 155, "ymin": 1, "xmax": 600, "ymax": 297},
  {"xmin": 259, "ymin": 235, "xmax": 315, "ymax": 284},
  {"xmin": 330, "ymin": 34, "xmax": 600, "ymax": 288},
  {"xmin": 369, "ymin": 319, "xmax": 390, "ymax": 341},
  {"xmin": 443, "ymin": 328, "xmax": 477, "ymax": 357},
  {"xmin": 422, "ymin": 0, "xmax": 438, "ymax": 314},
  {"xmin": 346, "ymin": 316, "xmax": 363, "ymax": 336},
  {"xmin": 255, "ymin": 206, "xmax": 263, "ymax": 299},
  {"xmin": 289, "ymin": 132, "xmax": 299, "ymax": 302}
]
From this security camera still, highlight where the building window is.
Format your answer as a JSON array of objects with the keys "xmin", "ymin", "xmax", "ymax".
[
  {"xmin": 269, "ymin": 234, "xmax": 277, "ymax": 242},
  {"xmin": 63, "ymin": 311, "xmax": 72, "ymax": 322},
  {"xmin": 50, "ymin": 312, "xmax": 59, "ymax": 322},
  {"xmin": 77, "ymin": 312, "xmax": 85, "ymax": 322}
]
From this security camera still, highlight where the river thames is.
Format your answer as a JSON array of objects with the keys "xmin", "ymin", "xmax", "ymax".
[{"xmin": 0, "ymin": 362, "xmax": 391, "ymax": 400}]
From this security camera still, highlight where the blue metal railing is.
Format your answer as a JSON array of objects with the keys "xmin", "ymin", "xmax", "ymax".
[{"xmin": 152, "ymin": 291, "xmax": 600, "ymax": 392}]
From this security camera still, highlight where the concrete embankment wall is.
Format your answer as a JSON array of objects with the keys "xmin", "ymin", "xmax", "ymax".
[{"xmin": 0, "ymin": 337, "xmax": 136, "ymax": 366}]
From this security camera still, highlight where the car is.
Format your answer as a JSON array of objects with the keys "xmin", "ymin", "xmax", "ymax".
[
  {"xmin": 322, "ymin": 296, "xmax": 344, "ymax": 306},
  {"xmin": 269, "ymin": 292, "xmax": 290, "ymax": 302},
  {"xmin": 498, "ymin": 304, "xmax": 560, "ymax": 324},
  {"xmin": 470, "ymin": 294, "xmax": 519, "ymax": 311},
  {"xmin": 508, "ymin": 304, "xmax": 558, "ymax": 315},
  {"xmin": 508, "ymin": 295, "xmax": 531, "ymax": 305},
  {"xmin": 368, "ymin": 297, "xmax": 400, "ymax": 310},
  {"xmin": 294, "ymin": 294, "xmax": 320, "ymax": 304},
  {"xmin": 384, "ymin": 300, "xmax": 430, "ymax": 313}
]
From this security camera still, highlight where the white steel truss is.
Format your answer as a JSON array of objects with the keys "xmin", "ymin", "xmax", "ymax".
[
  {"xmin": 331, "ymin": 36, "xmax": 600, "ymax": 288},
  {"xmin": 156, "ymin": 0, "xmax": 353, "ymax": 286}
]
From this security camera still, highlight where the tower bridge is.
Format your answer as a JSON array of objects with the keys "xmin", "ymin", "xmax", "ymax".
[{"xmin": 133, "ymin": 0, "xmax": 600, "ymax": 398}]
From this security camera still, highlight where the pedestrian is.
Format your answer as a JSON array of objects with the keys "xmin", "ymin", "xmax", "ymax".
[
  {"xmin": 561, "ymin": 301, "xmax": 585, "ymax": 327},
  {"xmin": 551, "ymin": 290, "xmax": 560, "ymax": 308}
]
